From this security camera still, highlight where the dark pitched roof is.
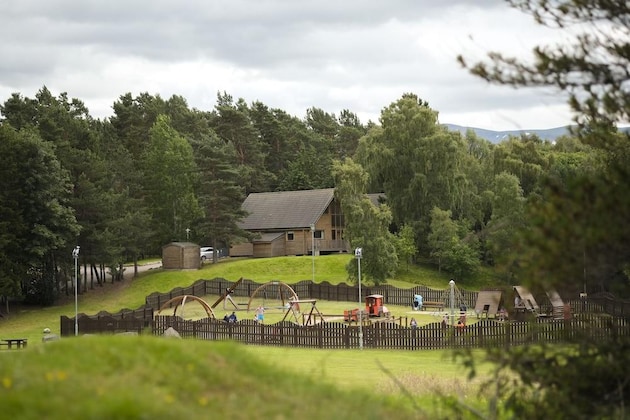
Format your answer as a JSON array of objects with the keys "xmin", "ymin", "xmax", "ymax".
[{"xmin": 238, "ymin": 188, "xmax": 335, "ymax": 230}]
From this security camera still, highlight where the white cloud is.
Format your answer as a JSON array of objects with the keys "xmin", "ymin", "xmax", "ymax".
[{"xmin": 0, "ymin": 0, "xmax": 577, "ymax": 130}]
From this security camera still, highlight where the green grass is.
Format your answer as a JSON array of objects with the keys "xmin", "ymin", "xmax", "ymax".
[
  {"xmin": 0, "ymin": 336, "xmax": 434, "ymax": 419},
  {"xmin": 0, "ymin": 256, "xmax": 500, "ymax": 418},
  {"xmin": 244, "ymin": 345, "xmax": 491, "ymax": 396},
  {"xmin": 201, "ymin": 254, "xmax": 457, "ymax": 288}
]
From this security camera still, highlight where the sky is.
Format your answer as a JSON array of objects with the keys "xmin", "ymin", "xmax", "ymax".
[{"xmin": 0, "ymin": 0, "xmax": 577, "ymax": 131}]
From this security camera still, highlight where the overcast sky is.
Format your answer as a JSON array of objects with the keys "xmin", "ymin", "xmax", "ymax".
[{"xmin": 0, "ymin": 0, "xmax": 576, "ymax": 131}]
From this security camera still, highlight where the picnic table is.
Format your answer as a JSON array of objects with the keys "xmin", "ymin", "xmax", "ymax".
[{"xmin": 1, "ymin": 338, "xmax": 28, "ymax": 349}]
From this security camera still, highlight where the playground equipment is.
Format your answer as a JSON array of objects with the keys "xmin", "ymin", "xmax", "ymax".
[
  {"xmin": 211, "ymin": 278, "xmax": 245, "ymax": 311},
  {"xmin": 474, "ymin": 290, "xmax": 503, "ymax": 319},
  {"xmin": 156, "ymin": 295, "xmax": 216, "ymax": 320},
  {"xmin": 546, "ymin": 289, "xmax": 567, "ymax": 319},
  {"xmin": 247, "ymin": 281, "xmax": 299, "ymax": 313},
  {"xmin": 344, "ymin": 294, "xmax": 390, "ymax": 322},
  {"xmin": 281, "ymin": 299, "xmax": 326, "ymax": 326},
  {"xmin": 513, "ymin": 286, "xmax": 539, "ymax": 312}
]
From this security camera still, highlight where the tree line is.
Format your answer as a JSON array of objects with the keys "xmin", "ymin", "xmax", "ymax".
[{"xmin": 1, "ymin": 84, "xmax": 627, "ymax": 306}]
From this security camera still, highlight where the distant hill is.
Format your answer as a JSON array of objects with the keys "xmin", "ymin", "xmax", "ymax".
[
  {"xmin": 445, "ymin": 123, "xmax": 630, "ymax": 144},
  {"xmin": 444, "ymin": 124, "xmax": 570, "ymax": 143}
]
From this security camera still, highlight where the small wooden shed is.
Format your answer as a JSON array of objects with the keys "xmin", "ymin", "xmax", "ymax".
[{"xmin": 162, "ymin": 242, "xmax": 200, "ymax": 269}]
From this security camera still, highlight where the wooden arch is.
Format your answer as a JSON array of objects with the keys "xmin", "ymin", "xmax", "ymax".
[
  {"xmin": 247, "ymin": 281, "xmax": 299, "ymax": 312},
  {"xmin": 157, "ymin": 295, "xmax": 216, "ymax": 319}
]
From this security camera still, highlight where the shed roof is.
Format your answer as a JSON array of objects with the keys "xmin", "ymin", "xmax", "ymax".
[{"xmin": 238, "ymin": 188, "xmax": 335, "ymax": 230}]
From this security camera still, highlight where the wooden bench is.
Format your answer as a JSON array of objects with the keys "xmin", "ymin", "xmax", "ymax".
[
  {"xmin": 1, "ymin": 338, "xmax": 28, "ymax": 349},
  {"xmin": 422, "ymin": 301, "xmax": 445, "ymax": 311}
]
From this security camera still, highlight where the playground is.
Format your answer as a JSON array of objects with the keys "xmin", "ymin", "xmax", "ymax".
[{"xmin": 154, "ymin": 278, "xmax": 491, "ymax": 329}]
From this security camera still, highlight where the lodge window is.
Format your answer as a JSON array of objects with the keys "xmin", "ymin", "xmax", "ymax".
[
  {"xmin": 314, "ymin": 230, "xmax": 324, "ymax": 239},
  {"xmin": 287, "ymin": 232, "xmax": 294, "ymax": 241}
]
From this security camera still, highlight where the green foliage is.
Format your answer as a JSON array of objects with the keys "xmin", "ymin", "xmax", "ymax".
[
  {"xmin": 192, "ymin": 132, "xmax": 250, "ymax": 255},
  {"xmin": 211, "ymin": 92, "xmax": 273, "ymax": 192},
  {"xmin": 483, "ymin": 172, "xmax": 527, "ymax": 278},
  {"xmin": 142, "ymin": 115, "xmax": 202, "ymax": 247},
  {"xmin": 0, "ymin": 124, "xmax": 79, "ymax": 305},
  {"xmin": 457, "ymin": 1, "xmax": 630, "ymax": 418},
  {"xmin": 491, "ymin": 137, "xmax": 548, "ymax": 196},
  {"xmin": 356, "ymin": 93, "xmax": 472, "ymax": 256},
  {"xmin": 332, "ymin": 158, "xmax": 397, "ymax": 284},
  {"xmin": 394, "ymin": 224, "xmax": 416, "ymax": 270},
  {"xmin": 428, "ymin": 208, "xmax": 480, "ymax": 280},
  {"xmin": 467, "ymin": 337, "xmax": 630, "ymax": 419}
]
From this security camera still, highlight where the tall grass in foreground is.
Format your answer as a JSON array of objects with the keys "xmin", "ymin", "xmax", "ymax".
[{"xmin": 0, "ymin": 336, "xmax": 493, "ymax": 419}]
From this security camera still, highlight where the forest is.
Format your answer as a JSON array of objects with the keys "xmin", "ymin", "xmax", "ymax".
[{"xmin": 0, "ymin": 87, "xmax": 627, "ymax": 305}]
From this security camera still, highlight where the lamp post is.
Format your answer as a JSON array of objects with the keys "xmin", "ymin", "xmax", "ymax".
[
  {"xmin": 355, "ymin": 247, "xmax": 363, "ymax": 350},
  {"xmin": 185, "ymin": 228, "xmax": 191, "ymax": 241},
  {"xmin": 449, "ymin": 279, "xmax": 455, "ymax": 326},
  {"xmin": 72, "ymin": 246, "xmax": 80, "ymax": 336},
  {"xmin": 310, "ymin": 224, "xmax": 315, "ymax": 283}
]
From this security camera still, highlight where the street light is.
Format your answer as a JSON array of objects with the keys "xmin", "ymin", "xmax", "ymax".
[
  {"xmin": 185, "ymin": 228, "xmax": 191, "ymax": 241},
  {"xmin": 449, "ymin": 279, "xmax": 455, "ymax": 326},
  {"xmin": 72, "ymin": 246, "xmax": 80, "ymax": 336},
  {"xmin": 355, "ymin": 247, "xmax": 363, "ymax": 350},
  {"xmin": 310, "ymin": 224, "xmax": 315, "ymax": 283}
]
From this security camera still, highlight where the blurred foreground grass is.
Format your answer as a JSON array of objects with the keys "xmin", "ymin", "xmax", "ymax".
[{"xmin": 0, "ymin": 336, "xmax": 491, "ymax": 419}]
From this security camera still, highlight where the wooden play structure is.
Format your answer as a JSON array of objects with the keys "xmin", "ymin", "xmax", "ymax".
[
  {"xmin": 546, "ymin": 289, "xmax": 567, "ymax": 319},
  {"xmin": 474, "ymin": 290, "xmax": 503, "ymax": 318},
  {"xmin": 513, "ymin": 286, "xmax": 540, "ymax": 313},
  {"xmin": 211, "ymin": 277, "xmax": 244, "ymax": 310},
  {"xmin": 156, "ymin": 295, "xmax": 216, "ymax": 320},
  {"xmin": 513, "ymin": 285, "xmax": 541, "ymax": 320},
  {"xmin": 281, "ymin": 299, "xmax": 326, "ymax": 326},
  {"xmin": 247, "ymin": 281, "xmax": 299, "ymax": 313}
]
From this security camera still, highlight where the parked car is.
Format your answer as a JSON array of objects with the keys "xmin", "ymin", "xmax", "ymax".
[{"xmin": 200, "ymin": 247, "xmax": 214, "ymax": 261}]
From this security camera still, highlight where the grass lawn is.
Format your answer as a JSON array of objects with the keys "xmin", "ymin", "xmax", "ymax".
[
  {"xmin": 0, "ymin": 255, "xmax": 501, "ymax": 418},
  {"xmin": 244, "ymin": 345, "xmax": 491, "ymax": 398}
]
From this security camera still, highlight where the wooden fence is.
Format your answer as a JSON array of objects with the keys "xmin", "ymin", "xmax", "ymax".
[
  {"xmin": 144, "ymin": 278, "xmax": 480, "ymax": 311},
  {"xmin": 64, "ymin": 277, "xmax": 630, "ymax": 339},
  {"xmin": 60, "ymin": 307, "xmax": 153, "ymax": 336},
  {"xmin": 152, "ymin": 315, "xmax": 630, "ymax": 350}
]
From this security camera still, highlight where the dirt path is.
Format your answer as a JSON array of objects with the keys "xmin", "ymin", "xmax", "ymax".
[{"xmin": 122, "ymin": 261, "xmax": 162, "ymax": 280}]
